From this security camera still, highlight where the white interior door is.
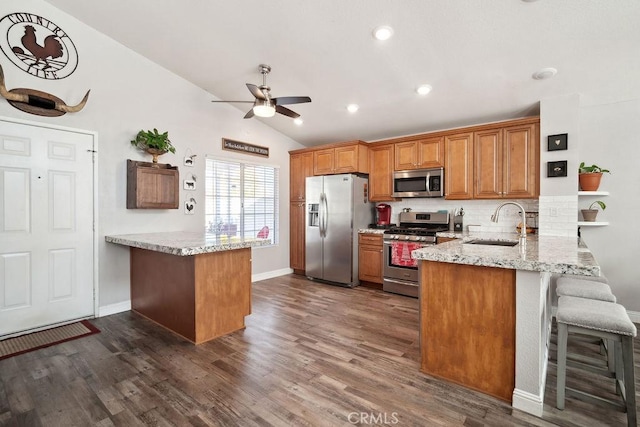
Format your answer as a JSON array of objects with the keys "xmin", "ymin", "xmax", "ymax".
[{"xmin": 0, "ymin": 119, "xmax": 95, "ymax": 337}]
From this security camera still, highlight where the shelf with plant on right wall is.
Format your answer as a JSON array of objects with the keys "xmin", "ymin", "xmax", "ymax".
[
  {"xmin": 578, "ymin": 199, "xmax": 609, "ymax": 226},
  {"xmin": 578, "ymin": 162, "xmax": 610, "ymax": 226}
]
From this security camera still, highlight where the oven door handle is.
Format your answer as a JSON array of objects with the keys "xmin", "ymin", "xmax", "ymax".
[{"xmin": 384, "ymin": 277, "xmax": 419, "ymax": 286}]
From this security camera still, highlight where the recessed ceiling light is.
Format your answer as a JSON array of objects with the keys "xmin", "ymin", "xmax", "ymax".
[
  {"xmin": 347, "ymin": 104, "xmax": 359, "ymax": 113},
  {"xmin": 372, "ymin": 25, "xmax": 394, "ymax": 41},
  {"xmin": 416, "ymin": 84, "xmax": 432, "ymax": 95},
  {"xmin": 294, "ymin": 118, "xmax": 303, "ymax": 126},
  {"xmin": 532, "ymin": 67, "xmax": 557, "ymax": 80}
]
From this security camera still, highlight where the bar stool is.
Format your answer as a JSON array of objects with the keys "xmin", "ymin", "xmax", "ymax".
[
  {"xmin": 556, "ymin": 275, "xmax": 617, "ymax": 369},
  {"xmin": 556, "ymin": 296, "xmax": 637, "ymax": 426},
  {"xmin": 556, "ymin": 276, "xmax": 615, "ymax": 302}
]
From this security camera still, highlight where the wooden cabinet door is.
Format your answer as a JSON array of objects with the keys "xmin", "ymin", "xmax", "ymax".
[
  {"xmin": 127, "ymin": 160, "xmax": 179, "ymax": 209},
  {"xmin": 503, "ymin": 123, "xmax": 538, "ymax": 198},
  {"xmin": 290, "ymin": 152, "xmax": 313, "ymax": 201},
  {"xmin": 358, "ymin": 234, "xmax": 383, "ymax": 284},
  {"xmin": 444, "ymin": 133, "xmax": 473, "ymax": 200},
  {"xmin": 474, "ymin": 128, "xmax": 503, "ymax": 199},
  {"xmin": 394, "ymin": 141, "xmax": 418, "ymax": 170},
  {"xmin": 417, "ymin": 136, "xmax": 445, "ymax": 168},
  {"xmin": 289, "ymin": 201, "xmax": 306, "ymax": 272},
  {"xmin": 394, "ymin": 137, "xmax": 444, "ymax": 170},
  {"xmin": 369, "ymin": 144, "xmax": 395, "ymax": 202},
  {"xmin": 334, "ymin": 145, "xmax": 359, "ymax": 173},
  {"xmin": 313, "ymin": 148, "xmax": 334, "ymax": 175}
]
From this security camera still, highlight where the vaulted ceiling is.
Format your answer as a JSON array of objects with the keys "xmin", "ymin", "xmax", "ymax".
[{"xmin": 45, "ymin": 0, "xmax": 640, "ymax": 146}]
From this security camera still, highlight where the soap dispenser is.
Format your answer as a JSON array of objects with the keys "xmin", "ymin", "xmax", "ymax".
[{"xmin": 453, "ymin": 207, "xmax": 464, "ymax": 232}]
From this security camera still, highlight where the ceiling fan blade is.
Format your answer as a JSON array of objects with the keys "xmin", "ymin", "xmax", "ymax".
[
  {"xmin": 273, "ymin": 96, "xmax": 311, "ymax": 105},
  {"xmin": 275, "ymin": 105, "xmax": 300, "ymax": 119},
  {"xmin": 211, "ymin": 100, "xmax": 254, "ymax": 103},
  {"xmin": 246, "ymin": 83, "xmax": 266, "ymax": 100},
  {"xmin": 244, "ymin": 108, "xmax": 255, "ymax": 119}
]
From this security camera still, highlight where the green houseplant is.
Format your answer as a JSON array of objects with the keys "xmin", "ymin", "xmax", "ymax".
[
  {"xmin": 580, "ymin": 200, "xmax": 606, "ymax": 222},
  {"xmin": 130, "ymin": 128, "xmax": 176, "ymax": 164},
  {"xmin": 578, "ymin": 162, "xmax": 610, "ymax": 191}
]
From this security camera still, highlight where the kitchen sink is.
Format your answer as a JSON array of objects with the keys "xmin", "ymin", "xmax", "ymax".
[{"xmin": 465, "ymin": 239, "xmax": 519, "ymax": 247}]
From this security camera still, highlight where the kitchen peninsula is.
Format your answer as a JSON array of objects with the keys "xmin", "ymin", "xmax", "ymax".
[
  {"xmin": 413, "ymin": 233, "xmax": 600, "ymax": 417},
  {"xmin": 105, "ymin": 232, "xmax": 270, "ymax": 344}
]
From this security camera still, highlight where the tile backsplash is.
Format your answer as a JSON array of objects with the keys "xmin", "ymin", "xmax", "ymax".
[
  {"xmin": 383, "ymin": 199, "xmax": 539, "ymax": 233},
  {"xmin": 537, "ymin": 195, "xmax": 578, "ymax": 237}
]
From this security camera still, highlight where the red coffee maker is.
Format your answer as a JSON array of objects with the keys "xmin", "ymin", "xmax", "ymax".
[{"xmin": 376, "ymin": 203, "xmax": 391, "ymax": 226}]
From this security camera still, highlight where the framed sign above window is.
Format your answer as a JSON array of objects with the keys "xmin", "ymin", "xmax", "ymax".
[{"xmin": 222, "ymin": 138, "xmax": 269, "ymax": 158}]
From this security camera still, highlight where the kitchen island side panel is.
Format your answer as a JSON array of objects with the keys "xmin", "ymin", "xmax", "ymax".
[
  {"xmin": 130, "ymin": 248, "xmax": 196, "ymax": 341},
  {"xmin": 420, "ymin": 260, "xmax": 516, "ymax": 402},
  {"xmin": 194, "ymin": 248, "xmax": 251, "ymax": 343}
]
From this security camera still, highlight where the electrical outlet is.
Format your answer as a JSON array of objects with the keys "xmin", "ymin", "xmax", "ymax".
[{"xmin": 550, "ymin": 207, "xmax": 558, "ymax": 217}]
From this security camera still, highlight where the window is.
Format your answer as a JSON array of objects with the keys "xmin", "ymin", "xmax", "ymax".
[{"xmin": 205, "ymin": 157, "xmax": 278, "ymax": 245}]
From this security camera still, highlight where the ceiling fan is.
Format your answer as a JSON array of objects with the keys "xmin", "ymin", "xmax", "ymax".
[{"xmin": 211, "ymin": 64, "xmax": 311, "ymax": 119}]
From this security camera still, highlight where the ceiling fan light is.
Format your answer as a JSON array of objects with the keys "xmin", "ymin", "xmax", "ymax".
[
  {"xmin": 253, "ymin": 101, "xmax": 276, "ymax": 117},
  {"xmin": 347, "ymin": 104, "xmax": 359, "ymax": 113}
]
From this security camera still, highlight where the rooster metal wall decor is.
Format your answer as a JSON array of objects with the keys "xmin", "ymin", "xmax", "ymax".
[
  {"xmin": 0, "ymin": 63, "xmax": 90, "ymax": 116},
  {"xmin": 0, "ymin": 12, "xmax": 79, "ymax": 80}
]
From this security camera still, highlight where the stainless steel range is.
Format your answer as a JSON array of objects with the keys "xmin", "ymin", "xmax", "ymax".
[{"xmin": 383, "ymin": 211, "xmax": 450, "ymax": 297}]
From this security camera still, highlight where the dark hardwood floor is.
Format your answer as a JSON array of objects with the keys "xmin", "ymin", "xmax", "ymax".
[{"xmin": 0, "ymin": 274, "xmax": 636, "ymax": 426}]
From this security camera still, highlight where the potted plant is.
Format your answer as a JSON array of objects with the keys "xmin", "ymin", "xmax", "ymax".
[
  {"xmin": 578, "ymin": 162, "xmax": 610, "ymax": 191},
  {"xmin": 130, "ymin": 128, "xmax": 176, "ymax": 164},
  {"xmin": 581, "ymin": 200, "xmax": 606, "ymax": 222}
]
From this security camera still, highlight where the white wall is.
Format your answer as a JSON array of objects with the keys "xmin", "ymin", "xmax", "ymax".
[
  {"xmin": 0, "ymin": 0, "xmax": 305, "ymax": 309},
  {"xmin": 578, "ymin": 99, "xmax": 640, "ymax": 311},
  {"xmin": 538, "ymin": 95, "xmax": 580, "ymax": 237}
]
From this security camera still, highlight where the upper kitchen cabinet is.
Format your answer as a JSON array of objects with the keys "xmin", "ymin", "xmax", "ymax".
[
  {"xmin": 474, "ymin": 122, "xmax": 539, "ymax": 199},
  {"xmin": 127, "ymin": 160, "xmax": 179, "ymax": 209},
  {"xmin": 290, "ymin": 152, "xmax": 313, "ymax": 201},
  {"xmin": 368, "ymin": 143, "xmax": 396, "ymax": 202},
  {"xmin": 313, "ymin": 141, "xmax": 369, "ymax": 175},
  {"xmin": 394, "ymin": 136, "xmax": 444, "ymax": 170},
  {"xmin": 444, "ymin": 132, "xmax": 474, "ymax": 200}
]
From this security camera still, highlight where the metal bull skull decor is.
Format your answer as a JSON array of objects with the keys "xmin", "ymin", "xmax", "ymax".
[{"xmin": 0, "ymin": 64, "xmax": 89, "ymax": 116}]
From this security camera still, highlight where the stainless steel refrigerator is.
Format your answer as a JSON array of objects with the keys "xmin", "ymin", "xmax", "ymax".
[{"xmin": 305, "ymin": 174, "xmax": 371, "ymax": 287}]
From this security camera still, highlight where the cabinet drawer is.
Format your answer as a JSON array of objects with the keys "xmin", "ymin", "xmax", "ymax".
[{"xmin": 358, "ymin": 233, "xmax": 383, "ymax": 246}]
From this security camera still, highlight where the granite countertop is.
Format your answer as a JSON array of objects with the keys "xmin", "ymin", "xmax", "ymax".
[
  {"xmin": 358, "ymin": 228, "xmax": 388, "ymax": 234},
  {"xmin": 411, "ymin": 232, "xmax": 601, "ymax": 276},
  {"xmin": 105, "ymin": 231, "xmax": 271, "ymax": 256}
]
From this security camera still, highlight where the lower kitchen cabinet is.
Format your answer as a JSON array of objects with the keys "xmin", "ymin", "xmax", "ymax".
[
  {"xmin": 358, "ymin": 233, "xmax": 383, "ymax": 285},
  {"xmin": 290, "ymin": 201, "xmax": 306, "ymax": 274}
]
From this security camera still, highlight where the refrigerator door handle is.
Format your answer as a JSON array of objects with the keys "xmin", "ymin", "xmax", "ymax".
[
  {"xmin": 319, "ymin": 192, "xmax": 325, "ymax": 237},
  {"xmin": 321, "ymin": 192, "xmax": 329, "ymax": 237},
  {"xmin": 324, "ymin": 192, "xmax": 329, "ymax": 235}
]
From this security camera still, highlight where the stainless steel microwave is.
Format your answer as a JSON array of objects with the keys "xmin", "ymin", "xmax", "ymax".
[{"xmin": 392, "ymin": 167, "xmax": 444, "ymax": 198}]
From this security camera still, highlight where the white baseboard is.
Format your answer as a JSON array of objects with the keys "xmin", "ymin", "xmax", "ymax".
[
  {"xmin": 512, "ymin": 389, "xmax": 544, "ymax": 417},
  {"xmin": 252, "ymin": 268, "xmax": 293, "ymax": 283},
  {"xmin": 627, "ymin": 310, "xmax": 640, "ymax": 323},
  {"xmin": 98, "ymin": 300, "xmax": 131, "ymax": 317}
]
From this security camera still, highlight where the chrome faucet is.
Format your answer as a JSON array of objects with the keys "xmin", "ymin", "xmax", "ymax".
[{"xmin": 491, "ymin": 201, "xmax": 528, "ymax": 246}]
